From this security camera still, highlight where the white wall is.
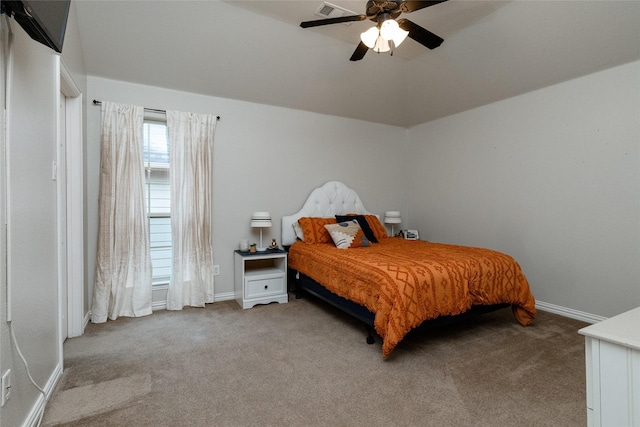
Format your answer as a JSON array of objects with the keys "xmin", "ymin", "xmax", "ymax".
[
  {"xmin": 60, "ymin": 3, "xmax": 87, "ymax": 95},
  {"xmin": 86, "ymin": 77, "xmax": 408, "ymax": 308},
  {"xmin": 0, "ymin": 2, "xmax": 87, "ymax": 425},
  {"xmin": 0, "ymin": 21, "xmax": 61, "ymax": 427},
  {"xmin": 407, "ymin": 60, "xmax": 640, "ymax": 318},
  {"xmin": 87, "ymin": 62, "xmax": 640, "ymax": 320}
]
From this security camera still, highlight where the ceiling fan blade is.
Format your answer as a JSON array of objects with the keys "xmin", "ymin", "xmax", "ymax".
[
  {"xmin": 398, "ymin": 19, "xmax": 444, "ymax": 49},
  {"xmin": 400, "ymin": 0, "xmax": 448, "ymax": 13},
  {"xmin": 349, "ymin": 41, "xmax": 369, "ymax": 61},
  {"xmin": 300, "ymin": 15, "xmax": 367, "ymax": 28}
]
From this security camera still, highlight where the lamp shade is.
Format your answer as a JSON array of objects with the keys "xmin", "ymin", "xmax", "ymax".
[
  {"xmin": 362, "ymin": 19, "xmax": 410, "ymax": 53},
  {"xmin": 251, "ymin": 212, "xmax": 272, "ymax": 251},
  {"xmin": 373, "ymin": 36, "xmax": 390, "ymax": 53},
  {"xmin": 360, "ymin": 26, "xmax": 379, "ymax": 48},
  {"xmin": 250, "ymin": 212, "xmax": 272, "ymax": 228},
  {"xmin": 379, "ymin": 19, "xmax": 409, "ymax": 47},
  {"xmin": 361, "ymin": 27, "xmax": 392, "ymax": 53},
  {"xmin": 379, "ymin": 19, "xmax": 399, "ymax": 40},
  {"xmin": 384, "ymin": 211, "xmax": 402, "ymax": 224},
  {"xmin": 390, "ymin": 27, "xmax": 409, "ymax": 47}
]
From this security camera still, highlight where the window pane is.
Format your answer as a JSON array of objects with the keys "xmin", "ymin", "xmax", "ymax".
[
  {"xmin": 149, "ymin": 216, "xmax": 172, "ymax": 284},
  {"xmin": 143, "ymin": 122, "xmax": 169, "ymax": 165},
  {"xmin": 147, "ymin": 169, "xmax": 170, "ymax": 215},
  {"xmin": 144, "ymin": 120, "xmax": 171, "ymax": 286}
]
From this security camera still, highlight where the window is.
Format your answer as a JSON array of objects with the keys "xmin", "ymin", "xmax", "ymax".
[{"xmin": 143, "ymin": 120, "xmax": 171, "ymax": 286}]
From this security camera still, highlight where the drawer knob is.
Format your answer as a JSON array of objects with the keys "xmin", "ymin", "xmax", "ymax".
[{"xmin": 264, "ymin": 285, "xmax": 268, "ymax": 289}]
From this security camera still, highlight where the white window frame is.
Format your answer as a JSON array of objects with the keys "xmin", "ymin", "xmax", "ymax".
[{"xmin": 143, "ymin": 116, "xmax": 171, "ymax": 287}]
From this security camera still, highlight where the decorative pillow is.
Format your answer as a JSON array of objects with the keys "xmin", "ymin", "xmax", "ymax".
[
  {"xmin": 324, "ymin": 220, "xmax": 371, "ymax": 249},
  {"xmin": 336, "ymin": 214, "xmax": 378, "ymax": 243},
  {"xmin": 297, "ymin": 217, "xmax": 337, "ymax": 244},
  {"xmin": 292, "ymin": 221, "xmax": 305, "ymax": 241},
  {"xmin": 363, "ymin": 214, "xmax": 388, "ymax": 240}
]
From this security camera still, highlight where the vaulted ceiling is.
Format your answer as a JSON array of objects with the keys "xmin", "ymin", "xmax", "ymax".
[{"xmin": 74, "ymin": 1, "xmax": 640, "ymax": 127}]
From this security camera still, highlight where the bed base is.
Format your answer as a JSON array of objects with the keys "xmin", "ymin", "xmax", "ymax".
[{"xmin": 290, "ymin": 269, "xmax": 509, "ymax": 346}]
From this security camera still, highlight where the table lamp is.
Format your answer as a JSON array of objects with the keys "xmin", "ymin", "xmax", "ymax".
[
  {"xmin": 251, "ymin": 212, "xmax": 272, "ymax": 251},
  {"xmin": 384, "ymin": 211, "xmax": 401, "ymax": 237}
]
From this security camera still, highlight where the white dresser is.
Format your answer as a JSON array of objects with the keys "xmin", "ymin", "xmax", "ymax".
[{"xmin": 578, "ymin": 306, "xmax": 640, "ymax": 427}]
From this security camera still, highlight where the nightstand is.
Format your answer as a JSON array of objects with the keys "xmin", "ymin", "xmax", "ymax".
[
  {"xmin": 234, "ymin": 249, "xmax": 288, "ymax": 309},
  {"xmin": 578, "ymin": 307, "xmax": 640, "ymax": 427}
]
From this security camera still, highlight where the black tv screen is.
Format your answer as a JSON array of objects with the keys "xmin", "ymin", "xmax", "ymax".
[{"xmin": 1, "ymin": 0, "xmax": 70, "ymax": 53}]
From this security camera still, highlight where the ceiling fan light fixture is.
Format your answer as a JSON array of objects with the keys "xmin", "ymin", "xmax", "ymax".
[
  {"xmin": 301, "ymin": 0, "xmax": 447, "ymax": 62},
  {"xmin": 391, "ymin": 27, "xmax": 409, "ymax": 47},
  {"xmin": 373, "ymin": 36, "xmax": 390, "ymax": 53},
  {"xmin": 360, "ymin": 26, "xmax": 379, "ymax": 48},
  {"xmin": 379, "ymin": 18, "xmax": 399, "ymax": 40},
  {"xmin": 380, "ymin": 18, "xmax": 409, "ymax": 47}
]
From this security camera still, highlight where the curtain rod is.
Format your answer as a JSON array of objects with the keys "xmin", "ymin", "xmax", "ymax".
[{"xmin": 92, "ymin": 100, "xmax": 220, "ymax": 120}]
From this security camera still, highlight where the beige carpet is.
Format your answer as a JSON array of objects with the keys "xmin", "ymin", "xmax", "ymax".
[{"xmin": 42, "ymin": 293, "xmax": 588, "ymax": 426}]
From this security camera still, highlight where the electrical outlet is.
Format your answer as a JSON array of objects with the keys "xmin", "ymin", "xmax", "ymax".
[
  {"xmin": 213, "ymin": 265, "xmax": 220, "ymax": 276},
  {"xmin": 1, "ymin": 369, "xmax": 11, "ymax": 406}
]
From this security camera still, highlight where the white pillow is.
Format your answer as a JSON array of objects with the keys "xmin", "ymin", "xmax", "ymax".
[{"xmin": 292, "ymin": 221, "xmax": 305, "ymax": 241}]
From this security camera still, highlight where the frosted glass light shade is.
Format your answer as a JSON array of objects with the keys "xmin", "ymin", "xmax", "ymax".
[
  {"xmin": 361, "ymin": 26, "xmax": 379, "ymax": 48},
  {"xmin": 373, "ymin": 36, "xmax": 390, "ymax": 53},
  {"xmin": 391, "ymin": 28, "xmax": 409, "ymax": 47},
  {"xmin": 380, "ymin": 19, "xmax": 399, "ymax": 40},
  {"xmin": 361, "ymin": 20, "xmax": 408, "ymax": 53},
  {"xmin": 380, "ymin": 19, "xmax": 408, "ymax": 47}
]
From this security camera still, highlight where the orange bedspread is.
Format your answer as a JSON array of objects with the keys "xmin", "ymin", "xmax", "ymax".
[{"xmin": 288, "ymin": 238, "xmax": 536, "ymax": 357}]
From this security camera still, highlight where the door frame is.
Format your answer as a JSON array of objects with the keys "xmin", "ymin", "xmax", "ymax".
[{"xmin": 59, "ymin": 61, "xmax": 84, "ymax": 340}]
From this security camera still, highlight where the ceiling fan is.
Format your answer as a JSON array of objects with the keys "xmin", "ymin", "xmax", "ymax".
[{"xmin": 300, "ymin": 0, "xmax": 448, "ymax": 61}]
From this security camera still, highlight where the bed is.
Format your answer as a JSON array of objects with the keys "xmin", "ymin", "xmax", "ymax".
[{"xmin": 282, "ymin": 181, "xmax": 537, "ymax": 357}]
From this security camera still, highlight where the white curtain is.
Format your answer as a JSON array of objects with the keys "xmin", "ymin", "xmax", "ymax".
[
  {"xmin": 166, "ymin": 111, "xmax": 217, "ymax": 310},
  {"xmin": 92, "ymin": 101, "xmax": 152, "ymax": 323}
]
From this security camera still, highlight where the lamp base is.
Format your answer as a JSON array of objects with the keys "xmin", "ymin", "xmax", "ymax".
[{"xmin": 256, "ymin": 247, "xmax": 267, "ymax": 252}]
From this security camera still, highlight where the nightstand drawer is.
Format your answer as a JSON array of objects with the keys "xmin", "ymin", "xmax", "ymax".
[{"xmin": 245, "ymin": 276, "xmax": 285, "ymax": 299}]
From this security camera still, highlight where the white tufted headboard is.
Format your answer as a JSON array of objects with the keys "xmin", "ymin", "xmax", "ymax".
[{"xmin": 281, "ymin": 181, "xmax": 376, "ymax": 246}]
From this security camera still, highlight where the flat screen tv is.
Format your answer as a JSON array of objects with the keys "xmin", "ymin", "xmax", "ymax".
[{"xmin": 1, "ymin": 0, "xmax": 70, "ymax": 53}]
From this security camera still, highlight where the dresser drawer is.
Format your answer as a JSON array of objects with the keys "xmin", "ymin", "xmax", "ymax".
[{"xmin": 245, "ymin": 276, "xmax": 285, "ymax": 299}]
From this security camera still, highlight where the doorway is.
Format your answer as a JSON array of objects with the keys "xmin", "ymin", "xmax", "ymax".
[{"xmin": 59, "ymin": 62, "xmax": 84, "ymax": 342}]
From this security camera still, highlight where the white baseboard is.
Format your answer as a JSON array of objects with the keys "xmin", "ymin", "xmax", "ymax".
[
  {"xmin": 150, "ymin": 291, "xmax": 236, "ymax": 312},
  {"xmin": 535, "ymin": 301, "xmax": 606, "ymax": 324},
  {"xmin": 151, "ymin": 300, "xmax": 167, "ymax": 311},
  {"xmin": 213, "ymin": 291, "xmax": 235, "ymax": 302},
  {"xmin": 23, "ymin": 362, "xmax": 63, "ymax": 427}
]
